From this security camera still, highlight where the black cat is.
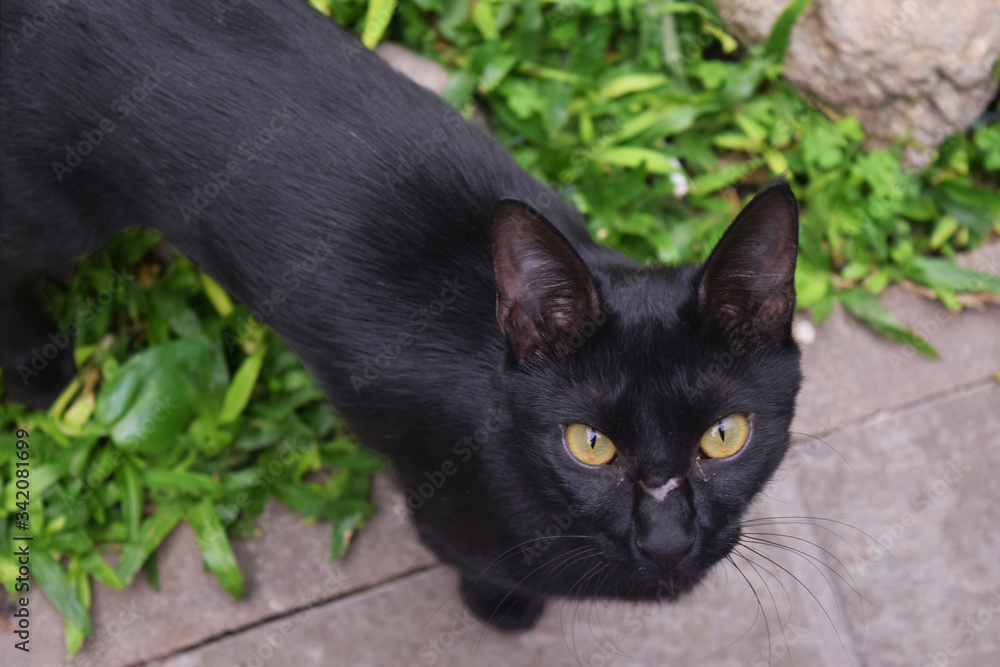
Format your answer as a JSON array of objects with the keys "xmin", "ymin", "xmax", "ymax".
[{"xmin": 0, "ymin": 0, "xmax": 801, "ymax": 630}]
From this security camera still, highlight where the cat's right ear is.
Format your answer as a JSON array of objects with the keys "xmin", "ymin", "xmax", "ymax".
[
  {"xmin": 698, "ymin": 181, "xmax": 799, "ymax": 347},
  {"xmin": 491, "ymin": 200, "xmax": 602, "ymax": 363}
]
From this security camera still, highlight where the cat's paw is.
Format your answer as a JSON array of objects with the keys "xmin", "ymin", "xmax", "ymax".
[{"xmin": 460, "ymin": 577, "xmax": 545, "ymax": 632}]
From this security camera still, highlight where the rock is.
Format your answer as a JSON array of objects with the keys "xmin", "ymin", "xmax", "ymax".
[
  {"xmin": 714, "ymin": 0, "xmax": 1000, "ymax": 168},
  {"xmin": 375, "ymin": 42, "xmax": 450, "ymax": 96}
]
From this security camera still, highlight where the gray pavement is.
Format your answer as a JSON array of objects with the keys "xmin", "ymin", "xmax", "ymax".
[{"xmin": 3, "ymin": 241, "xmax": 998, "ymax": 667}]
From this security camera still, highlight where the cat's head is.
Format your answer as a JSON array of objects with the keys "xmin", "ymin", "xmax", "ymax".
[{"xmin": 485, "ymin": 181, "xmax": 802, "ymax": 600}]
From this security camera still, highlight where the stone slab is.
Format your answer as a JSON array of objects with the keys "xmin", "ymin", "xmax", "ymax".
[
  {"xmin": 1, "ymin": 473, "xmax": 436, "ymax": 667},
  {"xmin": 795, "ymin": 381, "xmax": 1000, "ymax": 667},
  {"xmin": 793, "ymin": 241, "xmax": 999, "ymax": 436}
]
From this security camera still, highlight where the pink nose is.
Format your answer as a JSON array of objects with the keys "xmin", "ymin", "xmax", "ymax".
[{"xmin": 636, "ymin": 534, "xmax": 694, "ymax": 570}]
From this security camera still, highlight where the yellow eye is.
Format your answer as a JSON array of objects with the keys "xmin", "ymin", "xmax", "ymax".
[
  {"xmin": 565, "ymin": 424, "xmax": 617, "ymax": 466},
  {"xmin": 699, "ymin": 414, "xmax": 750, "ymax": 459}
]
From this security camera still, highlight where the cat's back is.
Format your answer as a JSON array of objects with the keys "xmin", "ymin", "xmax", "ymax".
[
  {"xmin": 1, "ymin": 0, "xmax": 522, "ymax": 233},
  {"xmin": 2, "ymin": 0, "xmax": 542, "ymax": 307}
]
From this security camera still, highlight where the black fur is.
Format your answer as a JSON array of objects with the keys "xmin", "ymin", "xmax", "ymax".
[{"xmin": 0, "ymin": 0, "xmax": 802, "ymax": 630}]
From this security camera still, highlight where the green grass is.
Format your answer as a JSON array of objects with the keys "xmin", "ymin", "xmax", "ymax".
[
  {"xmin": 0, "ymin": 234, "xmax": 382, "ymax": 653},
  {"xmin": 2, "ymin": 0, "xmax": 998, "ymax": 653}
]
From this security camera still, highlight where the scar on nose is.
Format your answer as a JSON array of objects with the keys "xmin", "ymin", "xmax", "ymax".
[{"xmin": 639, "ymin": 477, "xmax": 682, "ymax": 502}]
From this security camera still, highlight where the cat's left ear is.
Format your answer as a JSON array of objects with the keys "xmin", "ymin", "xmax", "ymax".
[
  {"xmin": 698, "ymin": 181, "xmax": 799, "ymax": 346},
  {"xmin": 491, "ymin": 200, "xmax": 602, "ymax": 363}
]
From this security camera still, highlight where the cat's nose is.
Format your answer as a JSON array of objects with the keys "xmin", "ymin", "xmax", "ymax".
[{"xmin": 636, "ymin": 533, "xmax": 694, "ymax": 571}]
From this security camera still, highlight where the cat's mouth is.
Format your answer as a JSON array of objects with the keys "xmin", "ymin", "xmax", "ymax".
[{"xmin": 550, "ymin": 544, "xmax": 715, "ymax": 601}]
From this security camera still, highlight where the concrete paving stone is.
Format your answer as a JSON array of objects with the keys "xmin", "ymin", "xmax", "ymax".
[
  {"xmin": 146, "ymin": 471, "xmax": 861, "ymax": 667},
  {"xmin": 0, "ymin": 473, "xmax": 436, "ymax": 667},
  {"xmin": 794, "ymin": 381, "xmax": 1000, "ymax": 667},
  {"xmin": 794, "ymin": 240, "xmax": 1000, "ymax": 437}
]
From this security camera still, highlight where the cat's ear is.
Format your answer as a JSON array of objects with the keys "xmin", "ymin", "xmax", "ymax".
[
  {"xmin": 698, "ymin": 181, "xmax": 799, "ymax": 346},
  {"xmin": 491, "ymin": 200, "xmax": 602, "ymax": 362}
]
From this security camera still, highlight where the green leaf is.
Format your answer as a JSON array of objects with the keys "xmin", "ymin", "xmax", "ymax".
[
  {"xmin": 219, "ymin": 349, "xmax": 266, "ymax": 424},
  {"xmin": 702, "ymin": 20, "xmax": 739, "ymax": 54},
  {"xmin": 360, "ymin": 0, "xmax": 397, "ymax": 49},
  {"xmin": 618, "ymin": 106, "xmax": 697, "ymax": 142},
  {"xmin": 837, "ymin": 289, "xmax": 938, "ymax": 358},
  {"xmin": 693, "ymin": 60, "xmax": 729, "ymax": 90},
  {"xmin": 438, "ymin": 0, "xmax": 470, "ymax": 42},
  {"xmin": 928, "ymin": 216, "xmax": 959, "ymax": 249},
  {"xmin": 273, "ymin": 482, "xmax": 328, "ymax": 518},
  {"xmin": 32, "ymin": 549, "xmax": 91, "ymax": 635},
  {"xmin": 79, "ymin": 551, "xmax": 125, "ymax": 590},
  {"xmin": 597, "ymin": 147, "xmax": 678, "ymax": 175},
  {"xmin": 794, "ymin": 265, "xmax": 830, "ymax": 309},
  {"xmin": 499, "ymin": 78, "xmax": 549, "ymax": 120},
  {"xmin": 62, "ymin": 391, "xmax": 96, "ymax": 429},
  {"xmin": 691, "ymin": 156, "xmax": 766, "ymax": 194},
  {"xmin": 94, "ymin": 338, "xmax": 216, "ymax": 455},
  {"xmin": 330, "ymin": 510, "xmax": 366, "ymax": 561},
  {"xmin": 720, "ymin": 59, "xmax": 770, "ymax": 104},
  {"xmin": 66, "ymin": 620, "xmax": 87, "ymax": 656},
  {"xmin": 713, "ymin": 133, "xmax": 764, "ymax": 152},
  {"xmin": 478, "ymin": 54, "xmax": 517, "ymax": 94},
  {"xmin": 65, "ymin": 560, "xmax": 90, "ymax": 655},
  {"xmin": 599, "ymin": 73, "xmax": 668, "ymax": 100},
  {"xmin": 906, "ymin": 256, "xmax": 1000, "ymax": 295},
  {"xmin": 145, "ymin": 553, "xmax": 160, "ymax": 592},
  {"xmin": 116, "ymin": 504, "xmax": 186, "ymax": 585},
  {"xmin": 936, "ymin": 181, "xmax": 1000, "ymax": 234},
  {"xmin": 144, "ymin": 469, "xmax": 220, "ymax": 497},
  {"xmin": 471, "ymin": 1, "xmax": 498, "ymax": 40},
  {"xmin": 188, "ymin": 499, "xmax": 245, "ymax": 599},
  {"xmin": 973, "ymin": 123, "xmax": 1000, "ymax": 172},
  {"xmin": 24, "ymin": 462, "xmax": 64, "ymax": 496},
  {"xmin": 120, "ymin": 459, "xmax": 143, "ymax": 542},
  {"xmin": 765, "ymin": 0, "xmax": 813, "ymax": 61}
]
